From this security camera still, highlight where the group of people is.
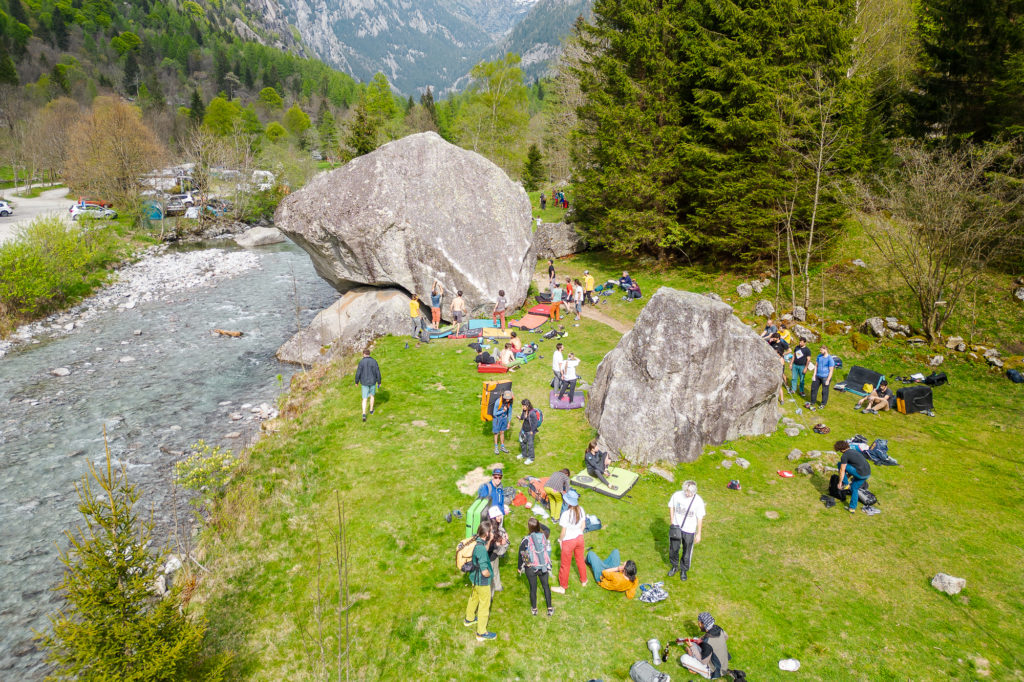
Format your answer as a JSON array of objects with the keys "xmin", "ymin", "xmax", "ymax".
[
  {"xmin": 551, "ymin": 341, "xmax": 582, "ymax": 403},
  {"xmin": 547, "ymin": 261, "xmax": 597, "ymax": 321},
  {"xmin": 761, "ymin": 318, "xmax": 837, "ymax": 410},
  {"xmin": 408, "ymin": 281, "xmax": 470, "ymax": 337},
  {"xmin": 539, "ymin": 190, "xmax": 569, "ymax": 210},
  {"xmin": 474, "ymin": 331, "xmax": 538, "ymax": 369}
]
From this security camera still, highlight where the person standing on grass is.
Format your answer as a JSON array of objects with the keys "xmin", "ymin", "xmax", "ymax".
[
  {"xmin": 517, "ymin": 398, "xmax": 539, "ymax": 465},
  {"xmin": 573, "ymin": 279, "xmax": 583, "ymax": 320},
  {"xmin": 477, "ymin": 468, "xmax": 506, "ymax": 512},
  {"xmin": 547, "ymin": 259, "xmax": 556, "ymax": 288},
  {"xmin": 354, "ymin": 348, "xmax": 381, "ymax": 422},
  {"xmin": 557, "ymin": 352, "xmax": 581, "ymax": 403},
  {"xmin": 517, "ymin": 517, "xmax": 553, "ymax": 616},
  {"xmin": 409, "ymin": 293, "xmax": 423, "ymax": 337},
  {"xmin": 807, "ymin": 345, "xmax": 836, "ymax": 410},
  {"xmin": 487, "ymin": 506, "xmax": 509, "ymax": 594},
  {"xmin": 464, "ymin": 521, "xmax": 496, "ymax": 642},
  {"xmin": 543, "ymin": 468, "xmax": 571, "ymax": 520},
  {"xmin": 550, "ymin": 281, "xmax": 563, "ymax": 320},
  {"xmin": 791, "ymin": 337, "xmax": 810, "ymax": 396},
  {"xmin": 552, "ymin": 489, "xmax": 587, "ymax": 593},
  {"xmin": 552, "ymin": 342, "xmax": 565, "ymax": 393},
  {"xmin": 492, "ymin": 390, "xmax": 513, "ymax": 455},
  {"xmin": 492, "ymin": 289, "xmax": 508, "ymax": 329},
  {"xmin": 450, "ymin": 290, "xmax": 466, "ymax": 336},
  {"xmin": 668, "ymin": 480, "xmax": 705, "ymax": 581},
  {"xmin": 836, "ymin": 440, "xmax": 871, "ymax": 513},
  {"xmin": 583, "ymin": 270, "xmax": 595, "ymax": 306},
  {"xmin": 429, "ymin": 280, "xmax": 444, "ymax": 328},
  {"xmin": 540, "ymin": 193, "xmax": 547, "ymax": 211}
]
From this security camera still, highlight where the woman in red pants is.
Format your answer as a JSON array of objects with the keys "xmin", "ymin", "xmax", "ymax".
[{"xmin": 551, "ymin": 489, "xmax": 587, "ymax": 593}]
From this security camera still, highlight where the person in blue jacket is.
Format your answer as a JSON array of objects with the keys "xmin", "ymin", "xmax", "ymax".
[
  {"xmin": 477, "ymin": 468, "xmax": 506, "ymax": 512},
  {"xmin": 492, "ymin": 390, "xmax": 513, "ymax": 455}
]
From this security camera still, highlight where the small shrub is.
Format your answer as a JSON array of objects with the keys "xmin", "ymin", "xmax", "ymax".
[
  {"xmin": 850, "ymin": 331, "xmax": 872, "ymax": 353},
  {"xmin": 175, "ymin": 441, "xmax": 239, "ymax": 503},
  {"xmin": 0, "ymin": 217, "xmax": 117, "ymax": 319}
]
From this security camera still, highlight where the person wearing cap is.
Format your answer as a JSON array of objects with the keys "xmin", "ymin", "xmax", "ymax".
[
  {"xmin": 685, "ymin": 612, "xmax": 730, "ymax": 679},
  {"xmin": 583, "ymin": 270, "xmax": 595, "ymax": 306},
  {"xmin": 492, "ymin": 390, "xmax": 514, "ymax": 455},
  {"xmin": 486, "ymin": 505, "xmax": 509, "ymax": 594},
  {"xmin": 552, "ymin": 489, "xmax": 587, "ymax": 593},
  {"xmin": 477, "ymin": 468, "xmax": 506, "ymax": 512},
  {"xmin": 668, "ymin": 480, "xmax": 705, "ymax": 581},
  {"xmin": 854, "ymin": 380, "xmax": 895, "ymax": 414}
]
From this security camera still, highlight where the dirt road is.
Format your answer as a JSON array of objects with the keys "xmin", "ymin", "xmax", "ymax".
[{"xmin": 0, "ymin": 186, "xmax": 72, "ymax": 245}]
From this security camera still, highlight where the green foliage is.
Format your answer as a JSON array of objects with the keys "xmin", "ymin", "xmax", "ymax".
[
  {"xmin": 264, "ymin": 121, "xmax": 287, "ymax": 142},
  {"xmin": 572, "ymin": 0, "xmax": 858, "ymax": 263},
  {"xmin": 0, "ymin": 42, "xmax": 19, "ymax": 86},
  {"xmin": 257, "ymin": 86, "xmax": 283, "ymax": 109},
  {"xmin": 0, "ymin": 217, "xmax": 117, "ymax": 319},
  {"xmin": 317, "ymin": 108, "xmax": 339, "ymax": 159},
  {"xmin": 203, "ymin": 96, "xmax": 241, "ymax": 136},
  {"xmin": 912, "ymin": 0, "xmax": 1024, "ymax": 141},
  {"xmin": 521, "ymin": 143, "xmax": 545, "ymax": 191},
  {"xmin": 36, "ymin": 451, "xmax": 210, "ymax": 681},
  {"xmin": 189, "ymin": 88, "xmax": 205, "ymax": 126},
  {"xmin": 344, "ymin": 97, "xmax": 379, "ymax": 157},
  {"xmin": 455, "ymin": 53, "xmax": 529, "ymax": 173},
  {"xmin": 282, "ymin": 103, "xmax": 311, "ymax": 137},
  {"xmin": 122, "ymin": 52, "xmax": 138, "ymax": 93},
  {"xmin": 110, "ymin": 31, "xmax": 141, "ymax": 56},
  {"xmin": 175, "ymin": 441, "xmax": 239, "ymax": 507}
]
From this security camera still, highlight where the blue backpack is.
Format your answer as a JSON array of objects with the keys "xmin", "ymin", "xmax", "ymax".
[{"xmin": 532, "ymin": 408, "xmax": 544, "ymax": 429}]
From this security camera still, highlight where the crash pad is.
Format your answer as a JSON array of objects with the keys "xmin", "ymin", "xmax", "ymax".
[
  {"xmin": 511, "ymin": 313, "xmax": 549, "ymax": 331},
  {"xmin": 836, "ymin": 365, "xmax": 885, "ymax": 396},
  {"xmin": 478, "ymin": 363, "xmax": 509, "ymax": 373},
  {"xmin": 468, "ymin": 319, "xmax": 494, "ymax": 330},
  {"xmin": 481, "ymin": 327, "xmax": 512, "ymax": 338},
  {"xmin": 571, "ymin": 467, "xmax": 639, "ymax": 499},
  {"xmin": 528, "ymin": 303, "xmax": 555, "ymax": 317},
  {"xmin": 481, "ymin": 380, "xmax": 512, "ymax": 421},
  {"xmin": 549, "ymin": 389, "xmax": 585, "ymax": 409},
  {"xmin": 426, "ymin": 326, "xmax": 454, "ymax": 339}
]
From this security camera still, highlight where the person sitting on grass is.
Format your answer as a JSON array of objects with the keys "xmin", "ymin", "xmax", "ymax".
[
  {"xmin": 761, "ymin": 318, "xmax": 778, "ymax": 339},
  {"xmin": 584, "ymin": 440, "xmax": 616, "ymax": 489},
  {"xmin": 585, "ymin": 548, "xmax": 638, "ymax": 598},
  {"xmin": 509, "ymin": 331, "xmax": 523, "ymax": 353},
  {"xmin": 854, "ymin": 380, "xmax": 894, "ymax": 414},
  {"xmin": 619, "ymin": 271, "xmax": 634, "ymax": 289},
  {"xmin": 475, "ymin": 349, "xmax": 496, "ymax": 365},
  {"xmin": 498, "ymin": 343, "xmax": 516, "ymax": 367},
  {"xmin": 684, "ymin": 612, "xmax": 731, "ymax": 679},
  {"xmin": 517, "ymin": 517, "xmax": 553, "ymax": 617}
]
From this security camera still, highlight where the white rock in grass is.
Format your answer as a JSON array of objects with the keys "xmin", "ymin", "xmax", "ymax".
[
  {"xmin": 736, "ymin": 283, "xmax": 753, "ymax": 298},
  {"xmin": 931, "ymin": 573, "xmax": 966, "ymax": 595},
  {"xmin": 785, "ymin": 427, "xmax": 801, "ymax": 437},
  {"xmin": 787, "ymin": 449, "xmax": 803, "ymax": 461}
]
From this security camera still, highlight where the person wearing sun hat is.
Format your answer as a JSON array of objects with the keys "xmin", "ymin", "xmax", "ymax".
[
  {"xmin": 552, "ymin": 488, "xmax": 587, "ymax": 593},
  {"xmin": 685, "ymin": 611, "xmax": 731, "ymax": 679}
]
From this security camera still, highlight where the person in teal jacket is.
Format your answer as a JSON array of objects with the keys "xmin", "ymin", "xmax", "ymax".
[{"xmin": 464, "ymin": 521, "xmax": 496, "ymax": 641}]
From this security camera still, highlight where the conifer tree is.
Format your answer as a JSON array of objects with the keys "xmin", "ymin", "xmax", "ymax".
[
  {"xmin": 51, "ymin": 7, "xmax": 69, "ymax": 51},
  {"xmin": 122, "ymin": 53, "xmax": 138, "ymax": 94},
  {"xmin": 521, "ymin": 143, "xmax": 544, "ymax": 191},
  {"xmin": 189, "ymin": 88, "xmax": 205, "ymax": 127},
  {"xmin": 0, "ymin": 43, "xmax": 19, "ymax": 86},
  {"xmin": 345, "ymin": 97, "xmax": 379, "ymax": 157}
]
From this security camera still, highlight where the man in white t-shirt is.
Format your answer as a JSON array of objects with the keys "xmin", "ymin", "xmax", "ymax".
[
  {"xmin": 551, "ymin": 343, "xmax": 565, "ymax": 392},
  {"xmin": 667, "ymin": 480, "xmax": 705, "ymax": 581},
  {"xmin": 557, "ymin": 352, "xmax": 581, "ymax": 403}
]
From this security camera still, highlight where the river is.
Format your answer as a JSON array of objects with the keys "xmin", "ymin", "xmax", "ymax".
[{"xmin": 0, "ymin": 239, "xmax": 338, "ymax": 677}]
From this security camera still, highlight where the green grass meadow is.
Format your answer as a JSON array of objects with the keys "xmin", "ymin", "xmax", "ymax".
[{"xmin": 193, "ymin": 252, "xmax": 1024, "ymax": 680}]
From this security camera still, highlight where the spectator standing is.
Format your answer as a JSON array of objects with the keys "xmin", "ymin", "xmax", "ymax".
[
  {"xmin": 492, "ymin": 289, "xmax": 508, "ymax": 329},
  {"xmin": 668, "ymin": 480, "xmax": 705, "ymax": 581},
  {"xmin": 540, "ymin": 193, "xmax": 547, "ymax": 211},
  {"xmin": 463, "ymin": 521, "xmax": 496, "ymax": 641},
  {"xmin": 557, "ymin": 352, "xmax": 581, "ymax": 403},
  {"xmin": 552, "ymin": 490, "xmax": 587, "ymax": 593},
  {"xmin": 517, "ymin": 517, "xmax": 553, "ymax": 616},
  {"xmin": 487, "ymin": 506, "xmax": 509, "ymax": 594},
  {"xmin": 547, "ymin": 259, "xmax": 556, "ymax": 288},
  {"xmin": 790, "ymin": 337, "xmax": 810, "ymax": 395},
  {"xmin": 409, "ymin": 294, "xmax": 423, "ymax": 337},
  {"xmin": 573, "ymin": 280, "xmax": 583, "ymax": 320},
  {"xmin": 492, "ymin": 390, "xmax": 513, "ymax": 455},
  {"xmin": 477, "ymin": 468, "xmax": 506, "ymax": 512},
  {"xmin": 583, "ymin": 270, "xmax": 595, "ymax": 306},
  {"xmin": 807, "ymin": 345, "xmax": 836, "ymax": 410},
  {"xmin": 551, "ymin": 342, "xmax": 565, "ymax": 392},
  {"xmin": 354, "ymin": 348, "xmax": 381, "ymax": 422},
  {"xmin": 550, "ymin": 282, "xmax": 563, "ymax": 320},
  {"xmin": 517, "ymin": 398, "xmax": 539, "ymax": 465}
]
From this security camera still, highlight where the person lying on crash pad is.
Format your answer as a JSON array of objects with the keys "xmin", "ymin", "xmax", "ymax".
[{"xmin": 585, "ymin": 548, "xmax": 638, "ymax": 599}]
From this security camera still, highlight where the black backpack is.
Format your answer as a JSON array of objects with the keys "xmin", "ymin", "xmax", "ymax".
[
  {"xmin": 924, "ymin": 371, "xmax": 947, "ymax": 386},
  {"xmin": 1007, "ymin": 369, "xmax": 1024, "ymax": 384}
]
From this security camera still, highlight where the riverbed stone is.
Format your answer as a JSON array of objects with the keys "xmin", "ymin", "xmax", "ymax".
[
  {"xmin": 587, "ymin": 288, "xmax": 781, "ymax": 464},
  {"xmin": 275, "ymin": 132, "xmax": 534, "ymax": 318},
  {"xmin": 533, "ymin": 222, "xmax": 586, "ymax": 259},
  {"xmin": 277, "ymin": 287, "xmax": 411, "ymax": 366},
  {"xmin": 235, "ymin": 226, "xmax": 286, "ymax": 248},
  {"xmin": 50, "ymin": 367, "xmax": 71, "ymax": 377},
  {"xmin": 787, "ymin": 448, "xmax": 803, "ymax": 461}
]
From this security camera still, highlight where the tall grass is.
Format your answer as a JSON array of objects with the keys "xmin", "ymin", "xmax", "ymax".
[{"xmin": 0, "ymin": 216, "xmax": 118, "ymax": 323}]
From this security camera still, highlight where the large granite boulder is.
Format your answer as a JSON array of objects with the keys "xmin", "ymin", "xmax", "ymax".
[
  {"xmin": 275, "ymin": 132, "xmax": 534, "ymax": 318},
  {"xmin": 586, "ymin": 288, "xmax": 782, "ymax": 464},
  {"xmin": 276, "ymin": 287, "xmax": 411, "ymax": 365},
  {"xmin": 235, "ymin": 226, "xmax": 285, "ymax": 247},
  {"xmin": 533, "ymin": 222, "xmax": 586, "ymax": 259}
]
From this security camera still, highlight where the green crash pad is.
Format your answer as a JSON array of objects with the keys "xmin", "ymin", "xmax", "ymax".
[{"xmin": 570, "ymin": 467, "xmax": 639, "ymax": 499}]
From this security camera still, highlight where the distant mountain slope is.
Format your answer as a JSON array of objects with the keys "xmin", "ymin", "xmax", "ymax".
[{"xmin": 481, "ymin": 0, "xmax": 592, "ymax": 82}]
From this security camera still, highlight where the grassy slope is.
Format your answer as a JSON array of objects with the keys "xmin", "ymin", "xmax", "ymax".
[{"xmin": 194, "ymin": 246, "xmax": 1024, "ymax": 680}]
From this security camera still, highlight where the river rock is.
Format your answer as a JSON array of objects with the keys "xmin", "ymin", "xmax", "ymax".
[
  {"xmin": 930, "ymin": 355, "xmax": 944, "ymax": 367},
  {"xmin": 275, "ymin": 132, "xmax": 534, "ymax": 317},
  {"xmin": 235, "ymin": 226, "xmax": 286, "ymax": 247},
  {"xmin": 784, "ymin": 426, "xmax": 801, "ymax": 437},
  {"xmin": 277, "ymin": 287, "xmax": 411, "ymax": 366},
  {"xmin": 931, "ymin": 573, "xmax": 966, "ymax": 595},
  {"xmin": 754, "ymin": 299, "xmax": 775, "ymax": 317},
  {"xmin": 861, "ymin": 317, "xmax": 885, "ymax": 337},
  {"xmin": 736, "ymin": 283, "xmax": 753, "ymax": 298},
  {"xmin": 50, "ymin": 367, "xmax": 71, "ymax": 377},
  {"xmin": 533, "ymin": 222, "xmax": 586, "ymax": 259},
  {"xmin": 587, "ymin": 288, "xmax": 781, "ymax": 464},
  {"xmin": 796, "ymin": 461, "xmax": 815, "ymax": 475}
]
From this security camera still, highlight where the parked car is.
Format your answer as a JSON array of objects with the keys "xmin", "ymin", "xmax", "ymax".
[
  {"xmin": 169, "ymin": 192, "xmax": 195, "ymax": 206},
  {"xmin": 164, "ymin": 198, "xmax": 187, "ymax": 216},
  {"xmin": 0, "ymin": 200, "xmax": 13, "ymax": 216},
  {"xmin": 70, "ymin": 204, "xmax": 117, "ymax": 221}
]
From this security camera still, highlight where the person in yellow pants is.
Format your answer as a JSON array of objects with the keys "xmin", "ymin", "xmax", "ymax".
[
  {"xmin": 464, "ymin": 525, "xmax": 497, "ymax": 641},
  {"xmin": 543, "ymin": 468, "xmax": 571, "ymax": 521}
]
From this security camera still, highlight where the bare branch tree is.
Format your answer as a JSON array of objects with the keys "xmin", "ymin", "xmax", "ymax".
[{"xmin": 852, "ymin": 143, "xmax": 1024, "ymax": 340}]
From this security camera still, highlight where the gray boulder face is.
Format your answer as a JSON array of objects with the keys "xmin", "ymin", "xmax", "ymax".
[
  {"xmin": 586, "ymin": 288, "xmax": 782, "ymax": 464},
  {"xmin": 275, "ymin": 132, "xmax": 534, "ymax": 317},
  {"xmin": 792, "ymin": 323, "xmax": 820, "ymax": 344},
  {"xmin": 754, "ymin": 299, "xmax": 775, "ymax": 317},
  {"xmin": 235, "ymin": 226, "xmax": 286, "ymax": 247},
  {"xmin": 736, "ymin": 283, "xmax": 754, "ymax": 298},
  {"xmin": 533, "ymin": 222, "xmax": 586, "ymax": 259},
  {"xmin": 276, "ymin": 287, "xmax": 411, "ymax": 366},
  {"xmin": 862, "ymin": 317, "xmax": 886, "ymax": 337},
  {"xmin": 1014, "ymin": 287, "xmax": 1024, "ymax": 302},
  {"xmin": 792, "ymin": 306, "xmax": 807, "ymax": 322}
]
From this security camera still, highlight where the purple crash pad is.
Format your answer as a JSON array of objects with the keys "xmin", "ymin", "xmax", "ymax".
[{"xmin": 549, "ymin": 389, "xmax": 585, "ymax": 410}]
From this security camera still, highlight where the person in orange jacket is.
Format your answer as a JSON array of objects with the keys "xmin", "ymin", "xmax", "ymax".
[{"xmin": 585, "ymin": 548, "xmax": 639, "ymax": 599}]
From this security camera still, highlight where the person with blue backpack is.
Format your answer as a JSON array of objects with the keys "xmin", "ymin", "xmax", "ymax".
[
  {"xmin": 516, "ymin": 399, "xmax": 541, "ymax": 465},
  {"xmin": 517, "ymin": 517, "xmax": 553, "ymax": 616},
  {"xmin": 477, "ymin": 468, "xmax": 506, "ymax": 513}
]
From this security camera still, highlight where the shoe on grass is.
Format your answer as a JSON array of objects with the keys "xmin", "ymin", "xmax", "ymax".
[
  {"xmin": 550, "ymin": 586, "xmax": 565, "ymax": 594},
  {"xmin": 362, "ymin": 414, "xmax": 366, "ymax": 422},
  {"xmin": 681, "ymin": 571, "xmax": 688, "ymax": 581},
  {"xmin": 531, "ymin": 608, "xmax": 538, "ymax": 616},
  {"xmin": 668, "ymin": 567, "xmax": 678, "ymax": 577},
  {"xmin": 500, "ymin": 445, "xmax": 509, "ymax": 453},
  {"xmin": 476, "ymin": 631, "xmax": 497, "ymax": 641},
  {"xmin": 516, "ymin": 453, "xmax": 524, "ymax": 460},
  {"xmin": 463, "ymin": 618, "xmax": 477, "ymax": 627},
  {"xmin": 547, "ymin": 607, "xmax": 554, "ymax": 616},
  {"xmin": 524, "ymin": 459, "xmax": 534, "ymax": 465}
]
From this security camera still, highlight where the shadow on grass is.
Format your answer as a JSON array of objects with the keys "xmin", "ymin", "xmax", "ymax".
[{"xmin": 649, "ymin": 519, "xmax": 670, "ymax": 568}]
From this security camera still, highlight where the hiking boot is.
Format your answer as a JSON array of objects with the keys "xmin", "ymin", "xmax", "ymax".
[
  {"xmin": 550, "ymin": 586, "xmax": 565, "ymax": 594},
  {"xmin": 848, "ymin": 506, "xmax": 856, "ymax": 514},
  {"xmin": 680, "ymin": 571, "xmax": 688, "ymax": 581},
  {"xmin": 463, "ymin": 618, "xmax": 477, "ymax": 627},
  {"xmin": 668, "ymin": 567, "xmax": 678, "ymax": 577},
  {"xmin": 362, "ymin": 414, "xmax": 367, "ymax": 422},
  {"xmin": 499, "ymin": 445, "xmax": 510, "ymax": 453},
  {"xmin": 476, "ymin": 631, "xmax": 497, "ymax": 641},
  {"xmin": 369, "ymin": 408, "xmax": 374, "ymax": 415},
  {"xmin": 547, "ymin": 606, "xmax": 554, "ymax": 617},
  {"xmin": 493, "ymin": 445, "xmax": 499, "ymax": 455}
]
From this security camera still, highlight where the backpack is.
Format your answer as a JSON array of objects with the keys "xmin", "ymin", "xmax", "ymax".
[
  {"xmin": 924, "ymin": 371, "xmax": 948, "ymax": 386},
  {"xmin": 1007, "ymin": 369, "xmax": 1024, "ymax": 384},
  {"xmin": 629, "ymin": 660, "xmax": 670, "ymax": 682},
  {"xmin": 638, "ymin": 582, "xmax": 668, "ymax": 603},
  {"xmin": 521, "ymin": 534, "xmax": 549, "ymax": 570},
  {"xmin": 813, "ymin": 423, "xmax": 831, "ymax": 434},
  {"xmin": 455, "ymin": 537, "xmax": 477, "ymax": 574},
  {"xmin": 531, "ymin": 408, "xmax": 544, "ymax": 429},
  {"xmin": 858, "ymin": 488, "xmax": 879, "ymax": 507}
]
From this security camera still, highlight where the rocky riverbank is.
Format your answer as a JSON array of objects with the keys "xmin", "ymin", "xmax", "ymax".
[{"xmin": 0, "ymin": 245, "xmax": 260, "ymax": 359}]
